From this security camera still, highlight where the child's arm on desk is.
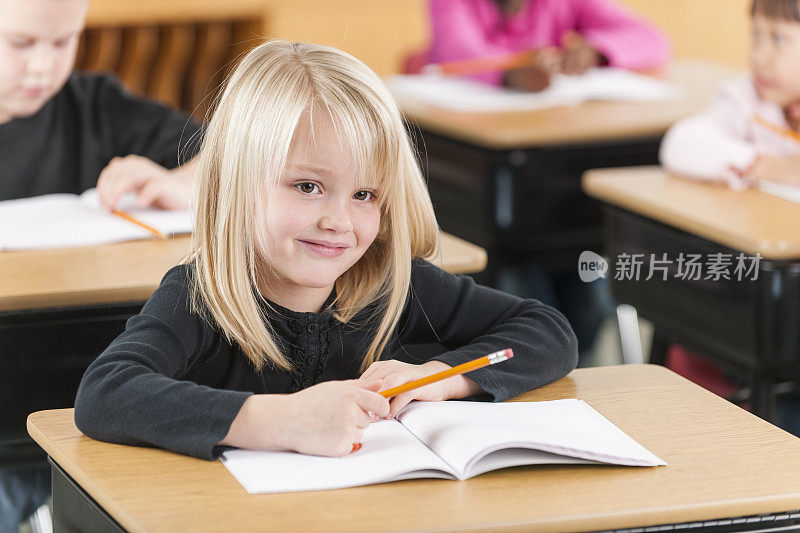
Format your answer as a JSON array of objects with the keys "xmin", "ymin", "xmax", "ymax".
[
  {"xmin": 74, "ymin": 265, "xmax": 389, "ymax": 459},
  {"xmin": 660, "ymin": 78, "xmax": 759, "ymax": 189},
  {"xmin": 219, "ymin": 380, "xmax": 389, "ymax": 457},
  {"xmin": 371, "ymin": 260, "xmax": 578, "ymax": 415},
  {"xmin": 571, "ymin": 0, "xmax": 670, "ymax": 71}
]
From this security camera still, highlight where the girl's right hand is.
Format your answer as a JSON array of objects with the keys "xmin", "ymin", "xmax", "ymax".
[
  {"xmin": 279, "ymin": 380, "xmax": 390, "ymax": 456},
  {"xmin": 220, "ymin": 379, "xmax": 390, "ymax": 457}
]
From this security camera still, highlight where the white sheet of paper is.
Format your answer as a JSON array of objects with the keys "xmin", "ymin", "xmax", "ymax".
[
  {"xmin": 221, "ymin": 399, "xmax": 665, "ymax": 494},
  {"xmin": 0, "ymin": 189, "xmax": 192, "ymax": 250},
  {"xmin": 396, "ymin": 399, "xmax": 665, "ymax": 478},
  {"xmin": 220, "ymin": 419, "xmax": 454, "ymax": 494},
  {"xmin": 758, "ymin": 180, "xmax": 800, "ymax": 205},
  {"xmin": 388, "ymin": 68, "xmax": 683, "ymax": 113}
]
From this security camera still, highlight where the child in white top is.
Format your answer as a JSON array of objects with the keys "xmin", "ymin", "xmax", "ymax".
[{"xmin": 660, "ymin": 0, "xmax": 800, "ymax": 190}]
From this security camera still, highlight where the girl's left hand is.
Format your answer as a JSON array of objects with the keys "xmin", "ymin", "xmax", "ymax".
[{"xmin": 359, "ymin": 360, "xmax": 482, "ymax": 418}]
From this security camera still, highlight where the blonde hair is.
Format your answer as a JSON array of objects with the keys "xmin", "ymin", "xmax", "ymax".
[{"xmin": 189, "ymin": 40, "xmax": 439, "ymax": 373}]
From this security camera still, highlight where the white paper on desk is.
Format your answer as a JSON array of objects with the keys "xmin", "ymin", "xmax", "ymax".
[
  {"xmin": 220, "ymin": 419, "xmax": 456, "ymax": 494},
  {"xmin": 758, "ymin": 180, "xmax": 800, "ymax": 205},
  {"xmin": 0, "ymin": 189, "xmax": 192, "ymax": 250},
  {"xmin": 220, "ymin": 399, "xmax": 665, "ymax": 494},
  {"xmin": 388, "ymin": 68, "xmax": 683, "ymax": 113},
  {"xmin": 396, "ymin": 399, "xmax": 665, "ymax": 477}
]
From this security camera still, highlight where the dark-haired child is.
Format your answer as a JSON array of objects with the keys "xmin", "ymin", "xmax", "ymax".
[{"xmin": 662, "ymin": 0, "xmax": 800, "ymax": 189}]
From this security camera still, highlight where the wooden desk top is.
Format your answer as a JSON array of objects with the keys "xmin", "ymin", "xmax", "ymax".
[
  {"xmin": 582, "ymin": 166, "xmax": 800, "ymax": 260},
  {"xmin": 28, "ymin": 365, "xmax": 800, "ymax": 533},
  {"xmin": 395, "ymin": 60, "xmax": 742, "ymax": 149},
  {"xmin": 0, "ymin": 233, "xmax": 486, "ymax": 312}
]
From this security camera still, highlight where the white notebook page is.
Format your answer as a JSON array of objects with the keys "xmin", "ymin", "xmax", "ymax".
[
  {"xmin": 758, "ymin": 180, "xmax": 800, "ymax": 205},
  {"xmin": 388, "ymin": 68, "xmax": 683, "ymax": 113},
  {"xmin": 0, "ymin": 189, "xmax": 192, "ymax": 250},
  {"xmin": 397, "ymin": 399, "xmax": 665, "ymax": 479},
  {"xmin": 220, "ymin": 419, "xmax": 454, "ymax": 494}
]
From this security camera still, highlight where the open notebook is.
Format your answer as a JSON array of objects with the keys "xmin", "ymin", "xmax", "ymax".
[
  {"xmin": 759, "ymin": 180, "xmax": 800, "ymax": 205},
  {"xmin": 0, "ymin": 189, "xmax": 192, "ymax": 251},
  {"xmin": 221, "ymin": 399, "xmax": 665, "ymax": 494},
  {"xmin": 388, "ymin": 68, "xmax": 682, "ymax": 113}
]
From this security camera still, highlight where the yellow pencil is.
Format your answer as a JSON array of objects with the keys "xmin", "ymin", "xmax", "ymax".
[
  {"xmin": 379, "ymin": 349, "xmax": 513, "ymax": 399},
  {"xmin": 754, "ymin": 114, "xmax": 800, "ymax": 145},
  {"xmin": 111, "ymin": 209, "xmax": 165, "ymax": 239}
]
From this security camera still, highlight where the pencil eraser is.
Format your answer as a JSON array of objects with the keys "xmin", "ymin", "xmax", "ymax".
[{"xmin": 505, "ymin": 348, "xmax": 514, "ymax": 359}]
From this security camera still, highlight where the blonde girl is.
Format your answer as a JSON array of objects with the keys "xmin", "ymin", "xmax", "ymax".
[{"xmin": 75, "ymin": 40, "xmax": 577, "ymax": 459}]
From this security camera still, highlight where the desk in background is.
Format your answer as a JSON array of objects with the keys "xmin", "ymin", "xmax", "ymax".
[
  {"xmin": 394, "ymin": 60, "xmax": 741, "ymax": 279},
  {"xmin": 28, "ymin": 365, "xmax": 800, "ymax": 532},
  {"xmin": 583, "ymin": 166, "xmax": 800, "ymax": 420},
  {"xmin": 1, "ymin": 233, "xmax": 486, "ymax": 463}
]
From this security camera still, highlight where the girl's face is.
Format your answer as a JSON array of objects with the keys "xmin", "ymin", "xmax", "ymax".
[
  {"xmin": 751, "ymin": 14, "xmax": 800, "ymax": 106},
  {"xmin": 257, "ymin": 111, "xmax": 381, "ymax": 311}
]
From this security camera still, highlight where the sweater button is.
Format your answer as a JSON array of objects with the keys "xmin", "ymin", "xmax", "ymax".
[
  {"xmin": 307, "ymin": 355, "xmax": 318, "ymax": 367},
  {"xmin": 307, "ymin": 323, "xmax": 317, "ymax": 333}
]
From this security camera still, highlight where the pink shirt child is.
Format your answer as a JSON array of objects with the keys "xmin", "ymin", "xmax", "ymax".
[{"xmin": 424, "ymin": 0, "xmax": 670, "ymax": 85}]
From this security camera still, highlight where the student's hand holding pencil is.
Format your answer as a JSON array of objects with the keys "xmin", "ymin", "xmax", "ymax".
[
  {"xmin": 97, "ymin": 154, "xmax": 193, "ymax": 210},
  {"xmin": 503, "ymin": 48, "xmax": 560, "ymax": 92},
  {"xmin": 218, "ymin": 379, "xmax": 389, "ymax": 457},
  {"xmin": 360, "ymin": 360, "xmax": 484, "ymax": 418}
]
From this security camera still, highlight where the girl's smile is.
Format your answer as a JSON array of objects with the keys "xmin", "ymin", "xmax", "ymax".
[
  {"xmin": 256, "ymin": 108, "xmax": 381, "ymax": 312},
  {"xmin": 298, "ymin": 238, "xmax": 351, "ymax": 258}
]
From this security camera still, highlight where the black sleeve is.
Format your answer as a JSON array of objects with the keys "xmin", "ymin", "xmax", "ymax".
[
  {"xmin": 396, "ymin": 260, "xmax": 578, "ymax": 401},
  {"xmin": 74, "ymin": 266, "xmax": 250, "ymax": 460},
  {"xmin": 87, "ymin": 73, "xmax": 203, "ymax": 169}
]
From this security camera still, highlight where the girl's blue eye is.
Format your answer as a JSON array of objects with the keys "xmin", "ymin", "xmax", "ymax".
[
  {"xmin": 295, "ymin": 182, "xmax": 320, "ymax": 194},
  {"xmin": 353, "ymin": 190, "xmax": 376, "ymax": 201},
  {"xmin": 773, "ymin": 31, "xmax": 786, "ymax": 44}
]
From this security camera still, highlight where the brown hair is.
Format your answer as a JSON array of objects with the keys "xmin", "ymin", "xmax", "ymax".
[{"xmin": 752, "ymin": 0, "xmax": 800, "ymax": 21}]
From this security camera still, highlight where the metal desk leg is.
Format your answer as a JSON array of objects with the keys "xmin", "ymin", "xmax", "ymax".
[
  {"xmin": 649, "ymin": 329, "xmax": 669, "ymax": 366},
  {"xmin": 751, "ymin": 373, "xmax": 777, "ymax": 422}
]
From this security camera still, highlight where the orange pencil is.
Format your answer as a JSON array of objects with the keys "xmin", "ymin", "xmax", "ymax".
[
  {"xmin": 111, "ymin": 209, "xmax": 165, "ymax": 239},
  {"xmin": 422, "ymin": 51, "xmax": 538, "ymax": 77},
  {"xmin": 379, "ymin": 348, "xmax": 513, "ymax": 399},
  {"xmin": 754, "ymin": 114, "xmax": 800, "ymax": 145}
]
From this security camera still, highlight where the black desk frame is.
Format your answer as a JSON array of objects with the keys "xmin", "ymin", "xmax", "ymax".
[
  {"xmin": 412, "ymin": 127, "xmax": 663, "ymax": 281},
  {"xmin": 1, "ymin": 303, "xmax": 143, "ymax": 466},
  {"xmin": 43, "ymin": 454, "xmax": 800, "ymax": 533},
  {"xmin": 603, "ymin": 206, "xmax": 800, "ymax": 421}
]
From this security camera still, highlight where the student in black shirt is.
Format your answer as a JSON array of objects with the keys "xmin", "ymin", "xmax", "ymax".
[
  {"xmin": 0, "ymin": 0, "xmax": 201, "ymax": 208},
  {"xmin": 0, "ymin": 0, "xmax": 200, "ymax": 530},
  {"xmin": 75, "ymin": 40, "xmax": 578, "ymax": 460}
]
